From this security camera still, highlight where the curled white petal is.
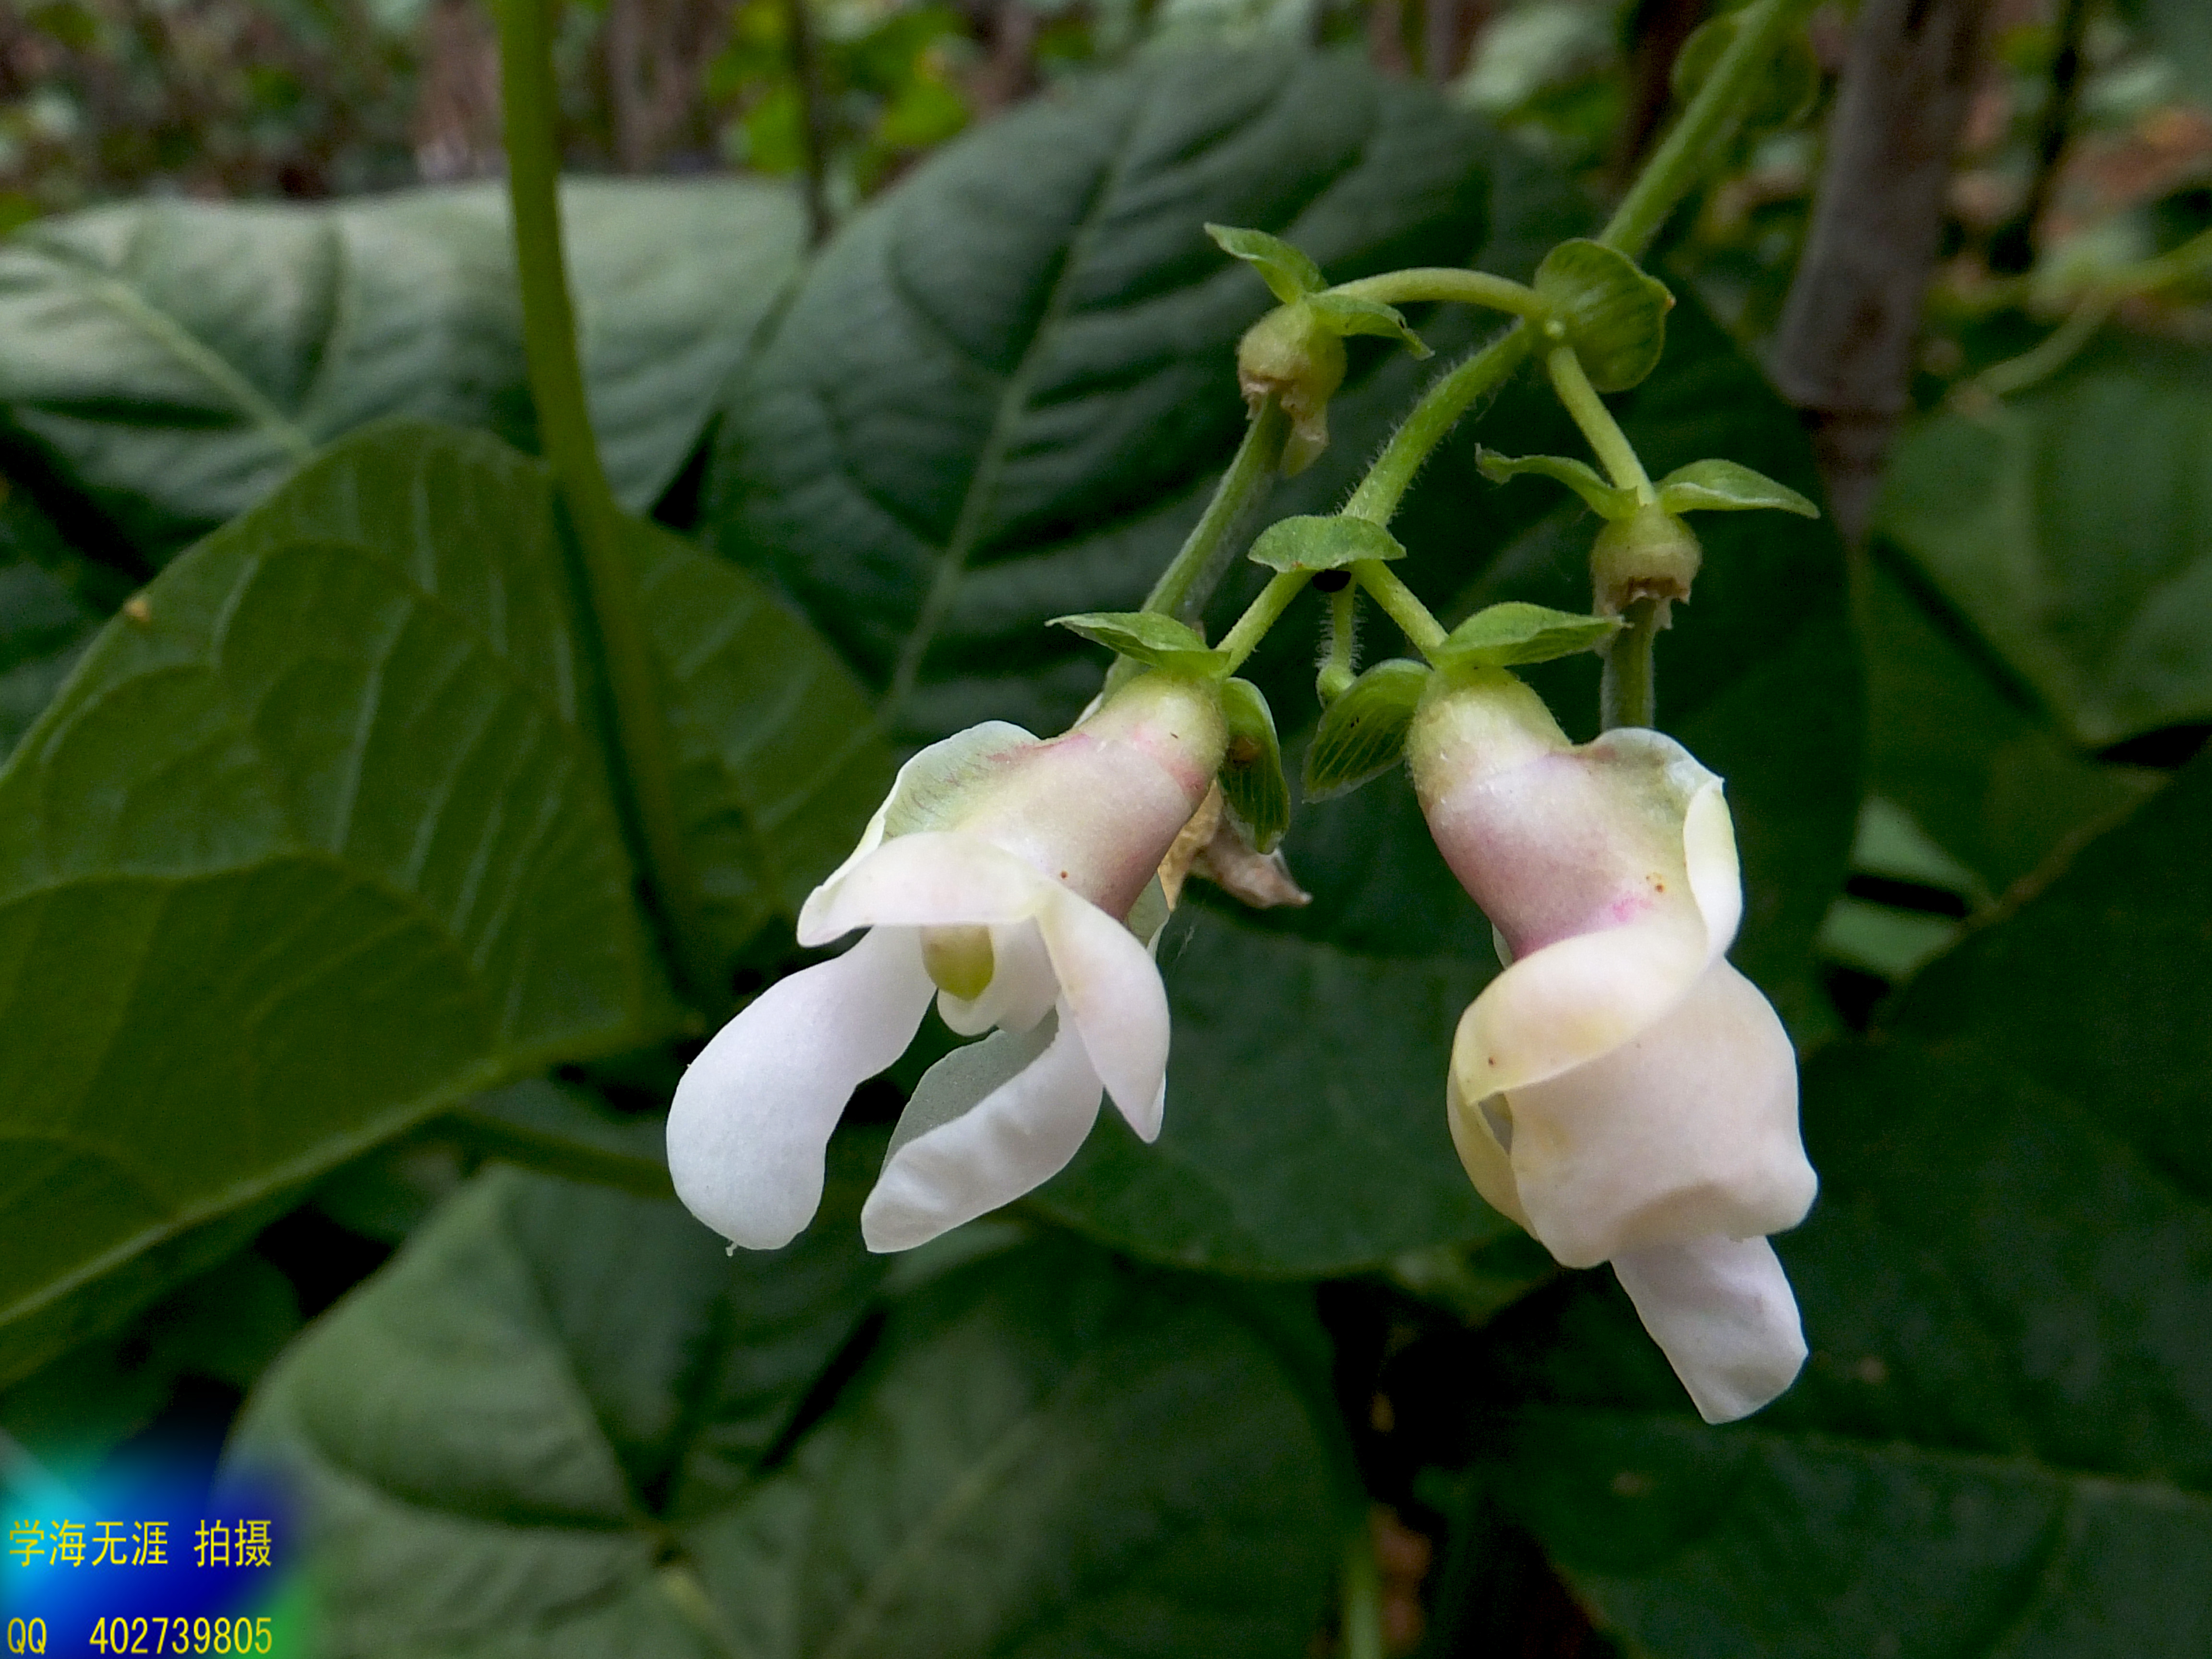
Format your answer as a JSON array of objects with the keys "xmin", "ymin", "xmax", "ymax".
[
  {"xmin": 1033, "ymin": 883, "xmax": 1172, "ymax": 1139},
  {"xmin": 860, "ymin": 1005, "xmax": 1104, "ymax": 1252},
  {"xmin": 798, "ymin": 722, "xmax": 1041, "ymax": 941},
  {"xmin": 667, "ymin": 926, "xmax": 934, "ymax": 1250},
  {"xmin": 1612, "ymin": 1233, "xmax": 1808, "ymax": 1424},
  {"xmin": 798, "ymin": 832, "xmax": 1053, "ymax": 946},
  {"xmin": 1485, "ymin": 960, "xmax": 1814, "ymax": 1267},
  {"xmin": 1451, "ymin": 916, "xmax": 1709, "ymax": 1103}
]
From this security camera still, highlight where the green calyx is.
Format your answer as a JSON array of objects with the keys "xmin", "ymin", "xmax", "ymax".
[
  {"xmin": 1217, "ymin": 678, "xmax": 1290, "ymax": 852},
  {"xmin": 1052, "ymin": 611, "xmax": 1231, "ymax": 677},
  {"xmin": 1213, "ymin": 225, "xmax": 1429, "ymax": 475},
  {"xmin": 1303, "ymin": 657, "xmax": 1431, "ymax": 800},
  {"xmin": 1533, "ymin": 240, "xmax": 1673, "ymax": 393},
  {"xmin": 1248, "ymin": 514, "xmax": 1406, "ymax": 574},
  {"xmin": 1433, "ymin": 602, "xmax": 1620, "ymax": 672},
  {"xmin": 1591, "ymin": 503, "xmax": 1704, "ymax": 615}
]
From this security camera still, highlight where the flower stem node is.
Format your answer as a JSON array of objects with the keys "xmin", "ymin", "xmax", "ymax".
[
  {"xmin": 1209, "ymin": 224, "xmax": 1431, "ymax": 475},
  {"xmin": 1407, "ymin": 670, "xmax": 1816, "ymax": 1423},
  {"xmin": 666, "ymin": 673, "xmax": 1228, "ymax": 1257},
  {"xmin": 1237, "ymin": 305, "xmax": 1348, "ymax": 477},
  {"xmin": 1591, "ymin": 502, "xmax": 1704, "ymax": 617}
]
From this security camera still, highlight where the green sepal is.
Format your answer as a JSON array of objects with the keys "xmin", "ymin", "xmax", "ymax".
[
  {"xmin": 1655, "ymin": 458, "xmax": 1820, "ymax": 518},
  {"xmin": 1477, "ymin": 449, "xmax": 1638, "ymax": 519},
  {"xmin": 1307, "ymin": 292, "xmax": 1432, "ymax": 359},
  {"xmin": 1433, "ymin": 602, "xmax": 1619, "ymax": 671},
  {"xmin": 1207, "ymin": 224, "xmax": 1326, "ymax": 304},
  {"xmin": 1303, "ymin": 658, "xmax": 1431, "ymax": 800},
  {"xmin": 1052, "ymin": 611, "xmax": 1230, "ymax": 676},
  {"xmin": 1671, "ymin": 12, "xmax": 1820, "ymax": 135},
  {"xmin": 1217, "ymin": 677, "xmax": 1290, "ymax": 852},
  {"xmin": 1534, "ymin": 239, "xmax": 1673, "ymax": 392},
  {"xmin": 1248, "ymin": 514, "xmax": 1406, "ymax": 573}
]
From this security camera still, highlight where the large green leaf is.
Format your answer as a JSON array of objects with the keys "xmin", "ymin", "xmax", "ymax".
[
  {"xmin": 227, "ymin": 1172, "xmax": 1339, "ymax": 1658},
  {"xmin": 704, "ymin": 47, "xmax": 1503, "ymax": 743},
  {"xmin": 0, "ymin": 180, "xmax": 806, "ymax": 560},
  {"xmin": 1464, "ymin": 751, "xmax": 2212, "ymax": 1657},
  {"xmin": 1877, "ymin": 341, "xmax": 2212, "ymax": 748},
  {"xmin": 0, "ymin": 421, "xmax": 890, "ymax": 1385}
]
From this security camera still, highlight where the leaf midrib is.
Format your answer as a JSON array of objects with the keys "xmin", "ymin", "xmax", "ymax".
[{"xmin": 880, "ymin": 105, "xmax": 1142, "ymax": 722}]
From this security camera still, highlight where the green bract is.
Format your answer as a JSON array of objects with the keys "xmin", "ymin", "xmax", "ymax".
[
  {"xmin": 1248, "ymin": 514, "xmax": 1407, "ymax": 573},
  {"xmin": 1205, "ymin": 223, "xmax": 1327, "ymax": 303},
  {"xmin": 1434, "ymin": 602, "xmax": 1620, "ymax": 671},
  {"xmin": 1656, "ymin": 458, "xmax": 1821, "ymax": 517},
  {"xmin": 1479, "ymin": 449, "xmax": 1639, "ymax": 518},
  {"xmin": 1302, "ymin": 658, "xmax": 1432, "ymax": 800},
  {"xmin": 1050, "ymin": 611, "xmax": 1231, "ymax": 677},
  {"xmin": 1307, "ymin": 292, "xmax": 1432, "ymax": 358},
  {"xmin": 1534, "ymin": 240, "xmax": 1674, "ymax": 393},
  {"xmin": 1216, "ymin": 678, "xmax": 1290, "ymax": 852}
]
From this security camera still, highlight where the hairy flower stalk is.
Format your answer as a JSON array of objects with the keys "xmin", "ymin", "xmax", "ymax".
[
  {"xmin": 1409, "ymin": 670, "xmax": 1816, "ymax": 1422},
  {"xmin": 668, "ymin": 675, "xmax": 1226, "ymax": 1255}
]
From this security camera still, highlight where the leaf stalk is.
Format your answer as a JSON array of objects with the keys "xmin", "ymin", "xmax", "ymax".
[{"xmin": 497, "ymin": 0, "xmax": 721, "ymax": 1010}]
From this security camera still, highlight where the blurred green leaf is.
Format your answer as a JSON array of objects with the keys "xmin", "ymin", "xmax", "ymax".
[
  {"xmin": 0, "ymin": 480, "xmax": 113, "ymax": 760},
  {"xmin": 1878, "ymin": 343, "xmax": 2212, "ymax": 747},
  {"xmin": 0, "ymin": 421, "xmax": 890, "ymax": 1386},
  {"xmin": 634, "ymin": 511, "xmax": 896, "ymax": 963},
  {"xmin": 228, "ymin": 1172, "xmax": 1338, "ymax": 1657},
  {"xmin": 0, "ymin": 180, "xmax": 807, "ymax": 560},
  {"xmin": 1862, "ymin": 553, "xmax": 2160, "ymax": 895},
  {"xmin": 704, "ymin": 48, "xmax": 1502, "ymax": 742},
  {"xmin": 1466, "ymin": 751, "xmax": 2212, "ymax": 1658},
  {"xmin": 449, "ymin": 1079, "xmax": 674, "ymax": 1199}
]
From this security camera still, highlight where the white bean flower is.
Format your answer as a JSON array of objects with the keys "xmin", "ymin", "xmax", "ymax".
[
  {"xmin": 668, "ymin": 674, "xmax": 1225, "ymax": 1256},
  {"xmin": 1407, "ymin": 669, "xmax": 1816, "ymax": 1423}
]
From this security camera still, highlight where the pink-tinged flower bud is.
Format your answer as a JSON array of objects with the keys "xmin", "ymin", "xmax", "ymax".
[
  {"xmin": 1408, "ymin": 669, "xmax": 1815, "ymax": 1422},
  {"xmin": 668, "ymin": 674, "xmax": 1226, "ymax": 1258}
]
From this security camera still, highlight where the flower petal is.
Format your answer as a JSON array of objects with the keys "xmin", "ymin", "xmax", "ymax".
[
  {"xmin": 1033, "ymin": 883, "xmax": 1171, "ymax": 1138},
  {"xmin": 1450, "ymin": 911, "xmax": 1708, "ymax": 1106},
  {"xmin": 667, "ymin": 926, "xmax": 933, "ymax": 1250},
  {"xmin": 797, "ymin": 722, "xmax": 1042, "ymax": 940},
  {"xmin": 1444, "ymin": 1067, "xmax": 1532, "ymax": 1231},
  {"xmin": 1500, "ymin": 961, "xmax": 1815, "ymax": 1267},
  {"xmin": 797, "ymin": 832, "xmax": 1056, "ymax": 947},
  {"xmin": 1612, "ymin": 1234, "xmax": 1808, "ymax": 1423},
  {"xmin": 861, "ymin": 1005, "xmax": 1104, "ymax": 1251}
]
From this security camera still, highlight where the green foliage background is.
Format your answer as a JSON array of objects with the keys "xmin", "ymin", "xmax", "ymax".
[{"xmin": 2, "ymin": 7, "xmax": 2211, "ymax": 1655}]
